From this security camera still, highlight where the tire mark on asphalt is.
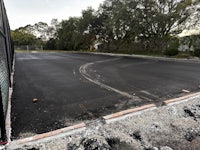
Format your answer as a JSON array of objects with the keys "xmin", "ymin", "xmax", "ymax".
[{"xmin": 79, "ymin": 58, "xmax": 137, "ymax": 99}]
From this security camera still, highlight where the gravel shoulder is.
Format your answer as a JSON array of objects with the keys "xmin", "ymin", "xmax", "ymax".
[{"xmin": 7, "ymin": 96, "xmax": 200, "ymax": 150}]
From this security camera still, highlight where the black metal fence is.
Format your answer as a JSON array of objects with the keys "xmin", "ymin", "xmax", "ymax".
[{"xmin": 0, "ymin": 0, "xmax": 14, "ymax": 142}]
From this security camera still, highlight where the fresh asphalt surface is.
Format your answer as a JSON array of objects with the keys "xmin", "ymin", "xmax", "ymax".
[{"xmin": 12, "ymin": 52, "xmax": 200, "ymax": 139}]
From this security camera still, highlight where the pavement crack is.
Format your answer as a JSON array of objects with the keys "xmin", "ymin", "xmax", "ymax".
[{"xmin": 79, "ymin": 58, "xmax": 137, "ymax": 99}]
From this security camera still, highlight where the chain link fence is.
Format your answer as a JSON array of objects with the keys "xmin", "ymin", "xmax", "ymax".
[
  {"xmin": 14, "ymin": 45, "xmax": 43, "ymax": 51},
  {"xmin": 0, "ymin": 0, "xmax": 14, "ymax": 143}
]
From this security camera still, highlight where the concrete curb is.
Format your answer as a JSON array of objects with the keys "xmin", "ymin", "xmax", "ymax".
[
  {"xmin": 86, "ymin": 52, "xmax": 200, "ymax": 63},
  {"xmin": 162, "ymin": 92, "xmax": 200, "ymax": 105},
  {"xmin": 14, "ymin": 123, "xmax": 86, "ymax": 145},
  {"xmin": 102, "ymin": 92, "xmax": 200, "ymax": 123},
  {"xmin": 103, "ymin": 104, "xmax": 156, "ymax": 120},
  {"xmin": 102, "ymin": 104, "xmax": 157, "ymax": 124}
]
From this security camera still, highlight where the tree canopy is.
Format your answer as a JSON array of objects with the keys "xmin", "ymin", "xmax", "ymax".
[
  {"xmin": 12, "ymin": 0, "xmax": 200, "ymax": 52},
  {"xmin": 11, "ymin": 29, "xmax": 37, "ymax": 46}
]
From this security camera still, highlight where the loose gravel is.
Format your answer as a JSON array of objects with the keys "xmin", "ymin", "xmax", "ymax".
[{"xmin": 6, "ymin": 97, "xmax": 200, "ymax": 150}]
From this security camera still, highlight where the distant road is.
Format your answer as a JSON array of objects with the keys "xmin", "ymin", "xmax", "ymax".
[{"xmin": 12, "ymin": 52, "xmax": 200, "ymax": 139}]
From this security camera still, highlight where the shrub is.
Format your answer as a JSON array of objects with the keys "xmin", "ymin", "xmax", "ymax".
[
  {"xmin": 164, "ymin": 48, "xmax": 179, "ymax": 56},
  {"xmin": 194, "ymin": 48, "xmax": 200, "ymax": 57},
  {"xmin": 176, "ymin": 53, "xmax": 191, "ymax": 58},
  {"xmin": 164, "ymin": 36, "xmax": 179, "ymax": 56}
]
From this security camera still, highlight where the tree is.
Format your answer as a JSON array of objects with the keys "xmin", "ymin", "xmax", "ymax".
[
  {"xmin": 17, "ymin": 24, "xmax": 34, "ymax": 34},
  {"xmin": 134, "ymin": 0, "xmax": 199, "ymax": 51},
  {"xmin": 44, "ymin": 38, "xmax": 57, "ymax": 50},
  {"xmin": 11, "ymin": 30, "xmax": 37, "ymax": 46},
  {"xmin": 44, "ymin": 19, "xmax": 61, "ymax": 50},
  {"xmin": 78, "ymin": 7, "xmax": 101, "ymax": 50},
  {"xmin": 97, "ymin": 0, "xmax": 199, "ymax": 52},
  {"xmin": 98, "ymin": 0, "xmax": 139, "ymax": 50},
  {"xmin": 56, "ymin": 17, "xmax": 83, "ymax": 50},
  {"xmin": 43, "ymin": 0, "xmax": 200, "ymax": 52},
  {"xmin": 33, "ymin": 22, "xmax": 49, "ymax": 41},
  {"xmin": 48, "ymin": 19, "xmax": 61, "ymax": 39}
]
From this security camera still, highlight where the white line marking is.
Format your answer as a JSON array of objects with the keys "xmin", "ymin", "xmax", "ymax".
[
  {"xmin": 79, "ymin": 58, "xmax": 137, "ymax": 99},
  {"xmin": 140, "ymin": 90, "xmax": 159, "ymax": 99},
  {"xmin": 181, "ymin": 89, "xmax": 190, "ymax": 93},
  {"xmin": 73, "ymin": 69, "xmax": 76, "ymax": 76}
]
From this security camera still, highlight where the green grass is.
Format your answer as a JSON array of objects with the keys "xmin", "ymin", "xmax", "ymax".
[
  {"xmin": 108, "ymin": 50, "xmax": 164, "ymax": 57},
  {"xmin": 175, "ymin": 53, "xmax": 191, "ymax": 58}
]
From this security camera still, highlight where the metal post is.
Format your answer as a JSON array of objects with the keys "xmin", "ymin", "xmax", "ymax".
[
  {"xmin": 0, "ymin": 88, "xmax": 7, "ymax": 145},
  {"xmin": 27, "ymin": 45, "xmax": 29, "ymax": 52}
]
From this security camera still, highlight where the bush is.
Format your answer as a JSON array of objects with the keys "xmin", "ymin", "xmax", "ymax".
[
  {"xmin": 164, "ymin": 36, "xmax": 179, "ymax": 56},
  {"xmin": 194, "ymin": 48, "xmax": 200, "ymax": 57},
  {"xmin": 176, "ymin": 53, "xmax": 191, "ymax": 58},
  {"xmin": 44, "ymin": 38, "xmax": 57, "ymax": 50},
  {"xmin": 164, "ymin": 48, "xmax": 179, "ymax": 56}
]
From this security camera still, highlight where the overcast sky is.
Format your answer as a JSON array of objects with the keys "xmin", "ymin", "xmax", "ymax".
[{"xmin": 4, "ymin": 0, "xmax": 105, "ymax": 30}]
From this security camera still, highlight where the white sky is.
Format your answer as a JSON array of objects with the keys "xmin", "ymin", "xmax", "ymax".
[{"xmin": 4, "ymin": 0, "xmax": 105, "ymax": 30}]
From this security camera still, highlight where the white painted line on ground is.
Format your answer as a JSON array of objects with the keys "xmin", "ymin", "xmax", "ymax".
[
  {"xmin": 181, "ymin": 89, "xmax": 190, "ymax": 93},
  {"xmin": 79, "ymin": 58, "xmax": 138, "ymax": 99},
  {"xmin": 140, "ymin": 90, "xmax": 159, "ymax": 99}
]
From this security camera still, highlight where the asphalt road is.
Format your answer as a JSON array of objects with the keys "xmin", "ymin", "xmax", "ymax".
[{"xmin": 11, "ymin": 52, "xmax": 200, "ymax": 139}]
